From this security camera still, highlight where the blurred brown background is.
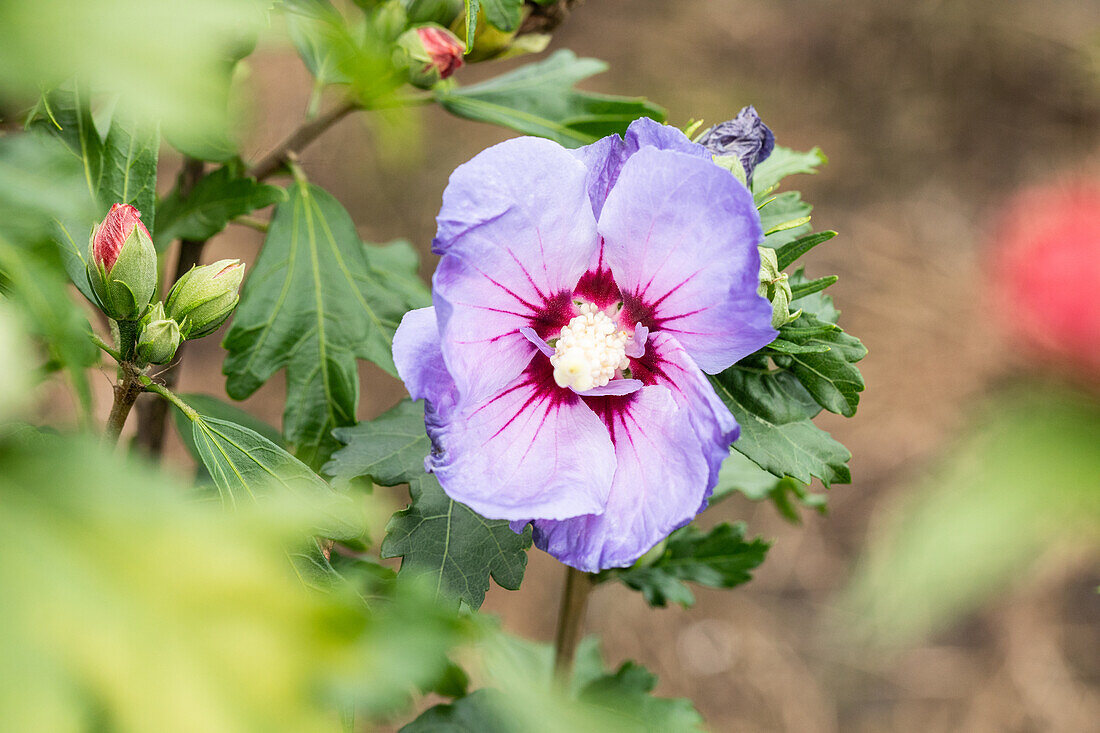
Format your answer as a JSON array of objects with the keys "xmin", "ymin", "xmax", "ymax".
[{"xmin": 93, "ymin": 0, "xmax": 1100, "ymax": 730}]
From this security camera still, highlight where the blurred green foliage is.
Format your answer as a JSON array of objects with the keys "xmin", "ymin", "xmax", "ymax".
[
  {"xmin": 0, "ymin": 429, "xmax": 466, "ymax": 732},
  {"xmin": 844, "ymin": 386, "xmax": 1100, "ymax": 643},
  {"xmin": 0, "ymin": 0, "xmax": 265, "ymax": 137}
]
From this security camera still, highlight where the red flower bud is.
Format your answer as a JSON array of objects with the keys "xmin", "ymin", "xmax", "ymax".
[
  {"xmin": 92, "ymin": 203, "xmax": 151, "ymax": 272},
  {"xmin": 991, "ymin": 180, "xmax": 1100, "ymax": 377},
  {"xmin": 417, "ymin": 26, "xmax": 464, "ymax": 79}
]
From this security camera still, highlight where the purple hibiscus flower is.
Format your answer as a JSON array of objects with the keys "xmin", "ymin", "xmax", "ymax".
[{"xmin": 393, "ymin": 117, "xmax": 777, "ymax": 572}]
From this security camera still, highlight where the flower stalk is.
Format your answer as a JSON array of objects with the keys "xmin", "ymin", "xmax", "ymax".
[{"xmin": 553, "ymin": 566, "xmax": 594, "ymax": 678}]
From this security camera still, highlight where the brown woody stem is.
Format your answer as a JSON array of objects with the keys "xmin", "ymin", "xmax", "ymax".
[{"xmin": 103, "ymin": 365, "xmax": 143, "ymax": 449}]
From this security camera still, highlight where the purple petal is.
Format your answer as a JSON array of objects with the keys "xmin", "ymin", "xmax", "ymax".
[
  {"xmin": 529, "ymin": 385, "xmax": 711, "ymax": 571},
  {"xmin": 392, "ymin": 307, "xmax": 457, "ymax": 416},
  {"xmin": 630, "ymin": 332, "xmax": 739, "ymax": 492},
  {"xmin": 519, "ymin": 326, "xmax": 554, "ymax": 357},
  {"xmin": 429, "ymin": 362, "xmax": 615, "ymax": 521},
  {"xmin": 575, "ymin": 378, "xmax": 643, "ymax": 397},
  {"xmin": 598, "ymin": 146, "xmax": 777, "ymax": 373},
  {"xmin": 432, "ymin": 136, "xmax": 597, "ymax": 403},
  {"xmin": 574, "ymin": 117, "xmax": 710, "ymax": 219}
]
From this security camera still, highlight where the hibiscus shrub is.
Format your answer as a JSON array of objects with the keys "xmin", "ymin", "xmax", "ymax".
[{"xmin": 0, "ymin": 0, "xmax": 863, "ymax": 730}]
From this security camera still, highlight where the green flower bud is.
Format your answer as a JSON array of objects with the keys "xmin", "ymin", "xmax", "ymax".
[
  {"xmin": 86, "ymin": 204, "xmax": 158, "ymax": 322},
  {"xmin": 135, "ymin": 303, "xmax": 182, "ymax": 365},
  {"xmin": 758, "ymin": 247, "xmax": 801, "ymax": 329},
  {"xmin": 165, "ymin": 259, "xmax": 245, "ymax": 339}
]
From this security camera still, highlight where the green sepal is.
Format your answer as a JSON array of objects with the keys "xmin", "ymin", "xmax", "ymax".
[{"xmin": 86, "ymin": 225, "xmax": 157, "ymax": 321}]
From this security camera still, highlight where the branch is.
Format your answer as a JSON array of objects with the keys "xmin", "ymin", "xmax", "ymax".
[
  {"xmin": 103, "ymin": 364, "xmax": 143, "ymax": 449},
  {"xmin": 141, "ymin": 377, "xmax": 198, "ymax": 421},
  {"xmin": 247, "ymin": 98, "xmax": 359, "ymax": 181}
]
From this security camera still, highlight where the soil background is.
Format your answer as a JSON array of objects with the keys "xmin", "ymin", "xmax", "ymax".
[{"xmin": 97, "ymin": 1, "xmax": 1100, "ymax": 730}]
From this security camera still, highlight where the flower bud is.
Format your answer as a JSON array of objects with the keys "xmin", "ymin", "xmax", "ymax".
[
  {"xmin": 758, "ymin": 247, "xmax": 801, "ymax": 328},
  {"xmin": 134, "ymin": 303, "xmax": 182, "ymax": 365},
  {"xmin": 697, "ymin": 107, "xmax": 775, "ymax": 187},
  {"xmin": 398, "ymin": 25, "xmax": 464, "ymax": 88},
  {"xmin": 165, "ymin": 259, "xmax": 245, "ymax": 339},
  {"xmin": 86, "ymin": 204, "xmax": 158, "ymax": 321}
]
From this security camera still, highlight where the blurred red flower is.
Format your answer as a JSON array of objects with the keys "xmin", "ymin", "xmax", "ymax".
[{"xmin": 992, "ymin": 180, "xmax": 1100, "ymax": 377}]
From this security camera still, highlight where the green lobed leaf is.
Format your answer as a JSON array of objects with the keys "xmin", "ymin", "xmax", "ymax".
[
  {"xmin": 759, "ymin": 191, "xmax": 813, "ymax": 249},
  {"xmin": 765, "ymin": 338, "xmax": 832, "ymax": 355},
  {"xmin": 711, "ymin": 450, "xmax": 827, "ymax": 522},
  {"xmin": 480, "ymin": 0, "xmax": 523, "ymax": 31},
  {"xmin": 788, "ymin": 269, "xmax": 840, "ymax": 324},
  {"xmin": 170, "ymin": 392, "xmax": 285, "ymax": 484},
  {"xmin": 789, "ymin": 274, "xmax": 838, "ymax": 299},
  {"xmin": 222, "ymin": 182, "xmax": 429, "ymax": 469},
  {"xmin": 325, "ymin": 398, "xmax": 431, "ymax": 485},
  {"xmin": 400, "ymin": 688, "xmax": 512, "ymax": 732},
  {"xmin": 382, "ymin": 474, "xmax": 532, "ymax": 610},
  {"xmin": 34, "ymin": 86, "xmax": 160, "ymax": 231},
  {"xmin": 169, "ymin": 400, "xmax": 363, "ymax": 541},
  {"xmin": 711, "ymin": 448, "xmax": 784, "ymax": 503},
  {"xmin": 777, "ymin": 313, "xmax": 867, "ymax": 417},
  {"xmin": 775, "ymin": 230, "xmax": 837, "ymax": 270},
  {"xmin": 328, "ymin": 399, "xmax": 532, "ymax": 609},
  {"xmin": 405, "ymin": 636, "xmax": 704, "ymax": 733},
  {"xmin": 154, "ymin": 167, "xmax": 285, "ymax": 250},
  {"xmin": 435, "ymin": 50, "xmax": 667, "ymax": 147},
  {"xmin": 101, "ymin": 115, "xmax": 160, "ymax": 233},
  {"xmin": 710, "ymin": 367, "xmax": 851, "ymax": 486},
  {"xmin": 611, "ymin": 523, "xmax": 770, "ymax": 608},
  {"xmin": 752, "ymin": 145, "xmax": 827, "ymax": 200},
  {"xmin": 0, "ymin": 132, "xmax": 99, "ymax": 411},
  {"xmin": 577, "ymin": 662, "xmax": 706, "ymax": 732}
]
